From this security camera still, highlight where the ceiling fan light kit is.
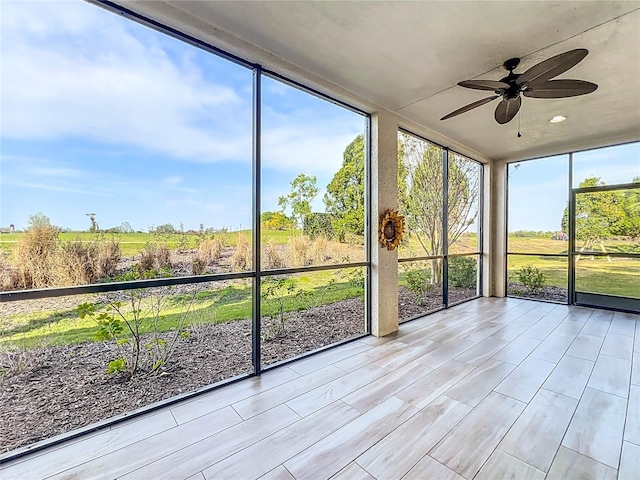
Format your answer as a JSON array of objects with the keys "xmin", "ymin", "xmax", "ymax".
[{"xmin": 441, "ymin": 49, "xmax": 598, "ymax": 125}]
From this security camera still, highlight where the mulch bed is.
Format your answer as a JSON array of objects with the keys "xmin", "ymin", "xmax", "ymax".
[
  {"xmin": 507, "ymin": 283, "xmax": 568, "ymax": 303},
  {"xmin": 0, "ymin": 287, "xmax": 475, "ymax": 454}
]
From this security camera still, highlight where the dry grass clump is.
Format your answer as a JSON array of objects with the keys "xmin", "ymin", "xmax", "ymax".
[
  {"xmin": 12, "ymin": 225, "xmax": 59, "ymax": 289},
  {"xmin": 137, "ymin": 246, "xmax": 156, "ymax": 276},
  {"xmin": 97, "ymin": 238, "xmax": 121, "ymax": 279},
  {"xmin": 191, "ymin": 257, "xmax": 206, "ymax": 275},
  {"xmin": 197, "ymin": 238, "xmax": 222, "ymax": 265},
  {"xmin": 288, "ymin": 236, "xmax": 310, "ymax": 267},
  {"xmin": 311, "ymin": 236, "xmax": 329, "ymax": 265},
  {"xmin": 231, "ymin": 233, "xmax": 251, "ymax": 271},
  {"xmin": 5, "ymin": 227, "xmax": 123, "ymax": 290},
  {"xmin": 52, "ymin": 240, "xmax": 98, "ymax": 286},
  {"xmin": 155, "ymin": 244, "xmax": 172, "ymax": 269},
  {"xmin": 262, "ymin": 241, "xmax": 285, "ymax": 270}
]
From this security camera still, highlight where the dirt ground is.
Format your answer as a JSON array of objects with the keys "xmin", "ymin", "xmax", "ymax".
[{"xmin": 0, "ymin": 286, "xmax": 477, "ymax": 454}]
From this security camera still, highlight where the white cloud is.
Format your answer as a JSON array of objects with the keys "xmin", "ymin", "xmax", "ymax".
[{"xmin": 1, "ymin": 1, "xmax": 252, "ymax": 163}]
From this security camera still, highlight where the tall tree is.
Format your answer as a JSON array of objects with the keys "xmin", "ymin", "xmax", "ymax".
[
  {"xmin": 561, "ymin": 177, "xmax": 628, "ymax": 254},
  {"xmin": 324, "ymin": 135, "xmax": 365, "ymax": 241},
  {"xmin": 398, "ymin": 133, "xmax": 479, "ymax": 282},
  {"xmin": 278, "ymin": 174, "xmax": 319, "ymax": 235}
]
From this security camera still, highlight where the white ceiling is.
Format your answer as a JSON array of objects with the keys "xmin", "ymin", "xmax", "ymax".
[{"xmin": 120, "ymin": 0, "xmax": 640, "ymax": 162}]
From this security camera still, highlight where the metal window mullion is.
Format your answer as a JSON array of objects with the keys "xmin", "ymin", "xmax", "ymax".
[
  {"xmin": 568, "ymin": 153, "xmax": 575, "ymax": 306},
  {"xmin": 251, "ymin": 67, "xmax": 262, "ymax": 376},
  {"xmin": 365, "ymin": 117, "xmax": 372, "ymax": 334},
  {"xmin": 443, "ymin": 148, "xmax": 449, "ymax": 308},
  {"xmin": 478, "ymin": 163, "xmax": 485, "ymax": 297}
]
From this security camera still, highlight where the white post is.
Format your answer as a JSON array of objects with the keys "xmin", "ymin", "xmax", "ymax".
[
  {"xmin": 486, "ymin": 160, "xmax": 508, "ymax": 297},
  {"xmin": 370, "ymin": 111, "xmax": 399, "ymax": 336}
]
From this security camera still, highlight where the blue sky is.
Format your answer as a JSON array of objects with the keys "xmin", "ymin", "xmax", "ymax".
[
  {"xmin": 0, "ymin": 0, "xmax": 364, "ymax": 231},
  {"xmin": 508, "ymin": 143, "xmax": 640, "ymax": 232}
]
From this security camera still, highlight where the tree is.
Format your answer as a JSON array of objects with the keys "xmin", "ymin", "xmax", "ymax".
[
  {"xmin": 86, "ymin": 213, "xmax": 99, "ymax": 232},
  {"xmin": 561, "ymin": 177, "xmax": 632, "ymax": 250},
  {"xmin": 278, "ymin": 174, "xmax": 319, "ymax": 235},
  {"xmin": 28, "ymin": 212, "xmax": 51, "ymax": 229},
  {"xmin": 261, "ymin": 211, "xmax": 293, "ymax": 231},
  {"xmin": 398, "ymin": 133, "xmax": 479, "ymax": 283},
  {"xmin": 324, "ymin": 135, "xmax": 365, "ymax": 241}
]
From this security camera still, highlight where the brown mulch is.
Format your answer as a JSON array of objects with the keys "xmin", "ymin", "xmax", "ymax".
[{"xmin": 0, "ymin": 287, "xmax": 476, "ymax": 455}]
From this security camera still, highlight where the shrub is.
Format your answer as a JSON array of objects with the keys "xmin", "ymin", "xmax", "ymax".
[
  {"xmin": 261, "ymin": 277, "xmax": 296, "ymax": 340},
  {"xmin": 405, "ymin": 269, "xmax": 433, "ymax": 305},
  {"xmin": 448, "ymin": 256, "xmax": 477, "ymax": 288},
  {"xmin": 77, "ymin": 292, "xmax": 194, "ymax": 378},
  {"xmin": 12, "ymin": 224, "xmax": 59, "ymax": 288},
  {"xmin": 262, "ymin": 241, "xmax": 285, "ymax": 270},
  {"xmin": 231, "ymin": 233, "xmax": 251, "ymax": 271},
  {"xmin": 516, "ymin": 264, "xmax": 546, "ymax": 294},
  {"xmin": 288, "ymin": 236, "xmax": 309, "ymax": 267},
  {"xmin": 311, "ymin": 236, "xmax": 329, "ymax": 265},
  {"xmin": 303, "ymin": 213, "xmax": 334, "ymax": 240}
]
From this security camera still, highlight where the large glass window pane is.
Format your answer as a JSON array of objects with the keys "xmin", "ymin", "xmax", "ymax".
[
  {"xmin": 399, "ymin": 259, "xmax": 445, "ymax": 322},
  {"xmin": 260, "ymin": 268, "xmax": 366, "ymax": 366},
  {"xmin": 0, "ymin": 281, "xmax": 253, "ymax": 453},
  {"xmin": 508, "ymin": 155, "xmax": 569, "ymax": 255},
  {"xmin": 260, "ymin": 76, "xmax": 366, "ymax": 269},
  {"xmin": 0, "ymin": 0, "xmax": 253, "ymax": 293},
  {"xmin": 507, "ymin": 254, "xmax": 568, "ymax": 302},
  {"xmin": 573, "ymin": 143, "xmax": 640, "ymax": 189},
  {"xmin": 397, "ymin": 132, "xmax": 444, "ymax": 260},
  {"xmin": 448, "ymin": 154, "xmax": 481, "ymax": 254}
]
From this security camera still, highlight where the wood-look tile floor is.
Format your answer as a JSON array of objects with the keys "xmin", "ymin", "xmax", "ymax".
[{"xmin": 2, "ymin": 298, "xmax": 639, "ymax": 480}]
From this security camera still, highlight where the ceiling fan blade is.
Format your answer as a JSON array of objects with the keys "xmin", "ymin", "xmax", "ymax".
[
  {"xmin": 517, "ymin": 49, "xmax": 589, "ymax": 85},
  {"xmin": 458, "ymin": 80, "xmax": 509, "ymax": 91},
  {"xmin": 494, "ymin": 96, "xmax": 521, "ymax": 124},
  {"xmin": 440, "ymin": 95, "xmax": 500, "ymax": 120},
  {"xmin": 523, "ymin": 79, "xmax": 598, "ymax": 98}
]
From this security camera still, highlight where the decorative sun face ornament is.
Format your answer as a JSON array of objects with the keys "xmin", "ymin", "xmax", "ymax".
[{"xmin": 379, "ymin": 209, "xmax": 404, "ymax": 251}]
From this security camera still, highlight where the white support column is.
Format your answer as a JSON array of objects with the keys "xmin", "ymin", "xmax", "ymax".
[
  {"xmin": 370, "ymin": 111, "xmax": 399, "ymax": 337},
  {"xmin": 485, "ymin": 160, "xmax": 508, "ymax": 297}
]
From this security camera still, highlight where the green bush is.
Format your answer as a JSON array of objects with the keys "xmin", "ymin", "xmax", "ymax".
[
  {"xmin": 515, "ymin": 264, "xmax": 546, "ymax": 294},
  {"xmin": 405, "ymin": 269, "xmax": 433, "ymax": 305},
  {"xmin": 448, "ymin": 256, "xmax": 477, "ymax": 288},
  {"xmin": 303, "ymin": 213, "xmax": 335, "ymax": 240}
]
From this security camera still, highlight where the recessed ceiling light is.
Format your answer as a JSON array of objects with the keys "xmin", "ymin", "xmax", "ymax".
[{"xmin": 550, "ymin": 115, "xmax": 567, "ymax": 123}]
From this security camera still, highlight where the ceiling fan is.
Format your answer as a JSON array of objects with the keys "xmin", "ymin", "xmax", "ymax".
[{"xmin": 441, "ymin": 49, "xmax": 598, "ymax": 124}]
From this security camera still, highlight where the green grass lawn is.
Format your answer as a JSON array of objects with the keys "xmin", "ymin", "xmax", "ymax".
[
  {"xmin": 0, "ymin": 268, "xmax": 364, "ymax": 349},
  {"xmin": 507, "ymin": 235, "xmax": 640, "ymax": 297}
]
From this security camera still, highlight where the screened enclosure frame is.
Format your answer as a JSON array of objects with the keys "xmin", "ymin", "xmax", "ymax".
[
  {"xmin": 505, "ymin": 142, "xmax": 640, "ymax": 312},
  {"xmin": 0, "ymin": 0, "xmax": 372, "ymax": 458},
  {"xmin": 398, "ymin": 128, "xmax": 484, "ymax": 317}
]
